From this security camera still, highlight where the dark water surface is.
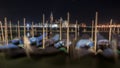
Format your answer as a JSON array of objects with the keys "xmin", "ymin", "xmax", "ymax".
[{"xmin": 0, "ymin": 53, "xmax": 120, "ymax": 68}]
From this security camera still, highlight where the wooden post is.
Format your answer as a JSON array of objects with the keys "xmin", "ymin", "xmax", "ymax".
[
  {"xmin": 18, "ymin": 20, "xmax": 20, "ymax": 39},
  {"xmin": 112, "ymin": 39, "xmax": 118, "ymax": 63},
  {"xmin": 60, "ymin": 17, "xmax": 62, "ymax": 40},
  {"xmin": 94, "ymin": 12, "xmax": 98, "ymax": 54},
  {"xmin": 109, "ymin": 19, "xmax": 112, "ymax": 42},
  {"xmin": 91, "ymin": 20, "xmax": 94, "ymax": 41},
  {"xmin": 23, "ymin": 18, "xmax": 32, "ymax": 58},
  {"xmin": 0, "ymin": 35, "xmax": 1, "ymax": 41},
  {"xmin": 117, "ymin": 27, "xmax": 119, "ymax": 34},
  {"xmin": 16, "ymin": 22, "xmax": 17, "ymax": 37},
  {"xmin": 35, "ymin": 26, "xmax": 37, "ymax": 34},
  {"xmin": 4, "ymin": 17, "xmax": 8, "ymax": 45},
  {"xmin": 0, "ymin": 21, "xmax": 4, "ymax": 42},
  {"xmin": 113, "ymin": 23, "xmax": 115, "ymax": 34},
  {"xmin": 46, "ymin": 21, "xmax": 48, "ymax": 40},
  {"xmin": 31, "ymin": 22, "xmax": 34, "ymax": 37},
  {"xmin": 42, "ymin": 14, "xmax": 45, "ymax": 49},
  {"xmin": 78, "ymin": 25, "xmax": 79, "ymax": 37},
  {"xmin": 67, "ymin": 12, "xmax": 70, "ymax": 53},
  {"xmin": 9, "ymin": 21, "xmax": 13, "ymax": 40},
  {"xmin": 50, "ymin": 12, "xmax": 53, "ymax": 35},
  {"xmin": 24, "ymin": 18, "xmax": 26, "ymax": 37},
  {"xmin": 75, "ymin": 20, "xmax": 77, "ymax": 40}
]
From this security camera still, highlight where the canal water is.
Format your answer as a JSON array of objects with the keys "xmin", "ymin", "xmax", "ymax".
[{"xmin": 0, "ymin": 53, "xmax": 120, "ymax": 68}]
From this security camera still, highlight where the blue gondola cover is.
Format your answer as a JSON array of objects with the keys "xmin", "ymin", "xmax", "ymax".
[
  {"xmin": 51, "ymin": 34, "xmax": 60, "ymax": 42},
  {"xmin": 0, "ymin": 44, "xmax": 18, "ymax": 49},
  {"xmin": 76, "ymin": 39, "xmax": 94, "ymax": 48}
]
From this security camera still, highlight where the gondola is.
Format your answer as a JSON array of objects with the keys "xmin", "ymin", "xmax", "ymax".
[
  {"xmin": 0, "ymin": 34, "xmax": 67, "ymax": 58},
  {"xmin": 30, "ymin": 34, "xmax": 70, "ymax": 58},
  {"xmin": 96, "ymin": 39, "xmax": 115, "ymax": 60},
  {"xmin": 74, "ymin": 38, "xmax": 94, "ymax": 58}
]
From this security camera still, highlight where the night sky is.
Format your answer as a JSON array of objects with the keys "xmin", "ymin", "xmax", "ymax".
[{"xmin": 0, "ymin": 0, "xmax": 120, "ymax": 24}]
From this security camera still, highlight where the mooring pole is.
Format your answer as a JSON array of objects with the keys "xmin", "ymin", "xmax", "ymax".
[
  {"xmin": 50, "ymin": 12, "xmax": 53, "ymax": 36},
  {"xmin": 24, "ymin": 18, "xmax": 26, "ymax": 37},
  {"xmin": 94, "ymin": 12, "xmax": 98, "ymax": 54},
  {"xmin": 60, "ymin": 17, "xmax": 62, "ymax": 40},
  {"xmin": 109, "ymin": 19, "xmax": 112, "ymax": 42},
  {"xmin": 9, "ymin": 21, "xmax": 13, "ymax": 40},
  {"xmin": 4, "ymin": 17, "xmax": 8, "ymax": 45},
  {"xmin": 0, "ymin": 21, "xmax": 4, "ymax": 42},
  {"xmin": 91, "ymin": 20, "xmax": 94, "ymax": 41},
  {"xmin": 46, "ymin": 21, "xmax": 48, "ymax": 40},
  {"xmin": 18, "ymin": 20, "xmax": 20, "ymax": 39},
  {"xmin": 67, "ymin": 12, "xmax": 70, "ymax": 53},
  {"xmin": 75, "ymin": 20, "xmax": 78, "ymax": 40},
  {"xmin": 31, "ymin": 22, "xmax": 34, "ymax": 37},
  {"xmin": 42, "ymin": 14, "xmax": 45, "ymax": 49}
]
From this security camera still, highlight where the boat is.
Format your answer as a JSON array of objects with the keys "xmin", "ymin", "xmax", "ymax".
[
  {"xmin": 95, "ymin": 32, "xmax": 115, "ymax": 59},
  {"xmin": 96, "ymin": 39, "xmax": 114, "ymax": 58},
  {"xmin": 74, "ymin": 34, "xmax": 94, "ymax": 58},
  {"xmin": 0, "ymin": 34, "xmax": 67, "ymax": 58},
  {"xmin": 0, "ymin": 33, "xmax": 45, "ymax": 57},
  {"xmin": 74, "ymin": 38, "xmax": 94, "ymax": 58},
  {"xmin": 30, "ymin": 34, "xmax": 69, "ymax": 58}
]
